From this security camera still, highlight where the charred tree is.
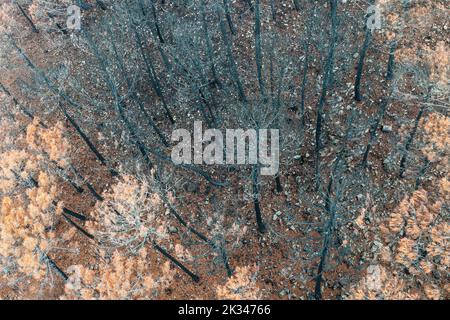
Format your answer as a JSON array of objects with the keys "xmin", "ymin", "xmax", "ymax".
[
  {"xmin": 354, "ymin": 27, "xmax": 372, "ymax": 101},
  {"xmin": 218, "ymin": 5, "xmax": 247, "ymax": 105},
  {"xmin": 16, "ymin": 3, "xmax": 38, "ymax": 33},
  {"xmin": 314, "ymin": 0, "xmax": 338, "ymax": 191},
  {"xmin": 252, "ymin": 164, "xmax": 266, "ymax": 233},
  {"xmin": 254, "ymin": 0, "xmax": 266, "ymax": 97},
  {"xmin": 399, "ymin": 105, "xmax": 426, "ymax": 178}
]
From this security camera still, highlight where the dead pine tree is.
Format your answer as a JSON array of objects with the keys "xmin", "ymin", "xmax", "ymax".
[
  {"xmin": 222, "ymin": 0, "xmax": 236, "ymax": 35},
  {"xmin": 104, "ymin": 17, "xmax": 169, "ymax": 147},
  {"xmin": 201, "ymin": 0, "xmax": 221, "ymax": 87},
  {"xmin": 217, "ymin": 4, "xmax": 247, "ymax": 106},
  {"xmin": 314, "ymin": 0, "xmax": 338, "ymax": 191},
  {"xmin": 354, "ymin": 0, "xmax": 376, "ymax": 102},
  {"xmin": 361, "ymin": 98, "xmax": 390, "ymax": 168},
  {"xmin": 126, "ymin": 4, "xmax": 175, "ymax": 124},
  {"xmin": 252, "ymin": 164, "xmax": 266, "ymax": 233},
  {"xmin": 82, "ymin": 28, "xmax": 156, "ymax": 171},
  {"xmin": 138, "ymin": 0, "xmax": 165, "ymax": 43},
  {"xmin": 314, "ymin": 121, "xmax": 351, "ymax": 300},
  {"xmin": 254, "ymin": 0, "xmax": 266, "ymax": 97},
  {"xmin": 298, "ymin": 5, "xmax": 317, "ymax": 130},
  {"xmin": 354, "ymin": 27, "xmax": 372, "ymax": 101},
  {"xmin": 399, "ymin": 104, "xmax": 427, "ymax": 178}
]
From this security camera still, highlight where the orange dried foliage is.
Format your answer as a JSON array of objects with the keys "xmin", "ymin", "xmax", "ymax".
[
  {"xmin": 26, "ymin": 118, "xmax": 71, "ymax": 167},
  {"xmin": 216, "ymin": 266, "xmax": 261, "ymax": 300},
  {"xmin": 0, "ymin": 118, "xmax": 67, "ymax": 283},
  {"xmin": 62, "ymin": 249, "xmax": 175, "ymax": 300},
  {"xmin": 381, "ymin": 189, "xmax": 448, "ymax": 299},
  {"xmin": 421, "ymin": 113, "xmax": 449, "ymax": 170},
  {"xmin": 0, "ymin": 171, "xmax": 60, "ymax": 280}
]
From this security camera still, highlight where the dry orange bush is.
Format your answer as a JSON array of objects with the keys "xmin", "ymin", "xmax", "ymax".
[
  {"xmin": 26, "ymin": 118, "xmax": 71, "ymax": 167},
  {"xmin": 420, "ymin": 112, "xmax": 449, "ymax": 171},
  {"xmin": 0, "ymin": 171, "xmax": 62, "ymax": 280},
  {"xmin": 379, "ymin": 189, "xmax": 449, "ymax": 299},
  {"xmin": 0, "ymin": 149, "xmax": 36, "ymax": 194},
  {"xmin": 62, "ymin": 248, "xmax": 176, "ymax": 300},
  {"xmin": 438, "ymin": 176, "xmax": 450, "ymax": 202},
  {"xmin": 216, "ymin": 265, "xmax": 261, "ymax": 299},
  {"xmin": 425, "ymin": 41, "xmax": 449, "ymax": 89},
  {"xmin": 62, "ymin": 171, "xmax": 205, "ymax": 299},
  {"xmin": 0, "ymin": 117, "xmax": 69, "ymax": 284}
]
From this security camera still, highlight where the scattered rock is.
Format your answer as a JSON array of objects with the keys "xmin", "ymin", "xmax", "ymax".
[
  {"xmin": 382, "ymin": 125, "xmax": 393, "ymax": 132},
  {"xmin": 272, "ymin": 211, "xmax": 282, "ymax": 221},
  {"xmin": 371, "ymin": 241, "xmax": 382, "ymax": 253}
]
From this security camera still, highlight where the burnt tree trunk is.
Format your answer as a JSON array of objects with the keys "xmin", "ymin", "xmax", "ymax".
[
  {"xmin": 314, "ymin": 175, "xmax": 335, "ymax": 300},
  {"xmin": 17, "ymin": 4, "xmax": 38, "ymax": 33},
  {"xmin": 201, "ymin": 0, "xmax": 220, "ymax": 86},
  {"xmin": 218, "ymin": 7, "xmax": 247, "ymax": 105},
  {"xmin": 275, "ymin": 174, "xmax": 283, "ymax": 193},
  {"xmin": 44, "ymin": 254, "xmax": 68, "ymax": 281},
  {"xmin": 254, "ymin": 0, "xmax": 266, "ymax": 97},
  {"xmin": 354, "ymin": 28, "xmax": 372, "ymax": 101},
  {"xmin": 399, "ymin": 105, "xmax": 426, "ymax": 178},
  {"xmin": 127, "ymin": 6, "xmax": 175, "ymax": 124},
  {"xmin": 58, "ymin": 103, "xmax": 117, "ymax": 176},
  {"xmin": 361, "ymin": 98, "xmax": 389, "ymax": 167},
  {"xmin": 252, "ymin": 165, "xmax": 266, "ymax": 233},
  {"xmin": 270, "ymin": 0, "xmax": 277, "ymax": 21},
  {"xmin": 149, "ymin": 0, "xmax": 165, "ymax": 43},
  {"xmin": 84, "ymin": 29, "xmax": 156, "ymax": 171},
  {"xmin": 300, "ymin": 43, "xmax": 310, "ymax": 128},
  {"xmin": 159, "ymin": 190, "xmax": 233, "ymax": 277},
  {"xmin": 153, "ymin": 242, "xmax": 200, "ymax": 282},
  {"xmin": 315, "ymin": 0, "xmax": 338, "ymax": 191},
  {"xmin": 222, "ymin": 0, "xmax": 236, "ymax": 35},
  {"xmin": 386, "ymin": 41, "xmax": 396, "ymax": 80},
  {"xmin": 106, "ymin": 21, "xmax": 169, "ymax": 146}
]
